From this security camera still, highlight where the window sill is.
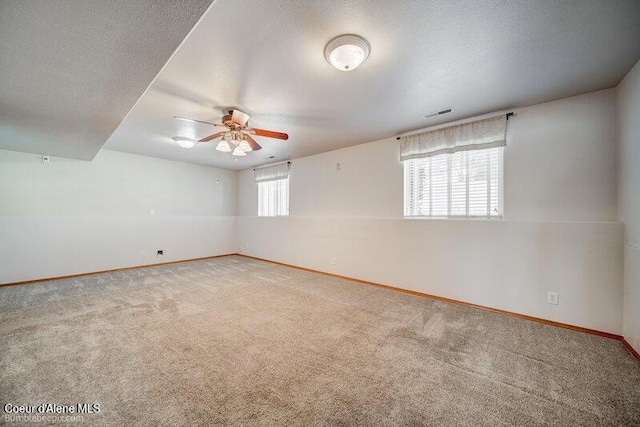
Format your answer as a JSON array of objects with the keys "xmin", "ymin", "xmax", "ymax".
[{"xmin": 403, "ymin": 215, "xmax": 503, "ymax": 221}]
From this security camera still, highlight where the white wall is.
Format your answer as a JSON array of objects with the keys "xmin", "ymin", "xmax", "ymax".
[
  {"xmin": 238, "ymin": 89, "xmax": 624, "ymax": 334},
  {"xmin": 0, "ymin": 149, "xmax": 237, "ymax": 283},
  {"xmin": 618, "ymin": 59, "xmax": 640, "ymax": 353},
  {"xmin": 505, "ymin": 90, "xmax": 617, "ymax": 221}
]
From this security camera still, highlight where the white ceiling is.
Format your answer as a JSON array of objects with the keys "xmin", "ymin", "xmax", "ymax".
[
  {"xmin": 3, "ymin": 1, "xmax": 640, "ymax": 170},
  {"xmin": 0, "ymin": 0, "xmax": 213, "ymax": 160}
]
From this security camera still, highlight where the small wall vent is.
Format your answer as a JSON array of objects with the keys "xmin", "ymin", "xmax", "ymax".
[{"xmin": 424, "ymin": 108, "xmax": 452, "ymax": 119}]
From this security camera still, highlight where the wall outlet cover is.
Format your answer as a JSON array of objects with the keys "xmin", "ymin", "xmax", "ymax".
[{"xmin": 547, "ymin": 291, "xmax": 559, "ymax": 305}]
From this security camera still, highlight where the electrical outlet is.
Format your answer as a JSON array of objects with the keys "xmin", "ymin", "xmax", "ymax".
[
  {"xmin": 157, "ymin": 250, "xmax": 164, "ymax": 256},
  {"xmin": 330, "ymin": 257, "xmax": 337, "ymax": 266},
  {"xmin": 149, "ymin": 209, "xmax": 156, "ymax": 216},
  {"xmin": 141, "ymin": 251, "xmax": 147, "ymax": 258},
  {"xmin": 547, "ymin": 292, "xmax": 559, "ymax": 305}
]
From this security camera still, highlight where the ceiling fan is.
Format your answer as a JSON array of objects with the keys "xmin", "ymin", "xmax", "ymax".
[{"xmin": 173, "ymin": 109, "xmax": 288, "ymax": 157}]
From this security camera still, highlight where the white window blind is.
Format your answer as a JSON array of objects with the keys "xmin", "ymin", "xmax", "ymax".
[
  {"xmin": 404, "ymin": 147, "xmax": 503, "ymax": 218},
  {"xmin": 258, "ymin": 178, "xmax": 289, "ymax": 216},
  {"xmin": 255, "ymin": 162, "xmax": 290, "ymax": 217}
]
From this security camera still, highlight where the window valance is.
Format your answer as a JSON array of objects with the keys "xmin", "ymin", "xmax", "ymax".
[
  {"xmin": 254, "ymin": 162, "xmax": 290, "ymax": 183},
  {"xmin": 400, "ymin": 115, "xmax": 506, "ymax": 161}
]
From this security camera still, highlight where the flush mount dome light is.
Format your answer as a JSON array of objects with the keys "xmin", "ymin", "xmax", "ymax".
[
  {"xmin": 324, "ymin": 34, "xmax": 370, "ymax": 71},
  {"xmin": 173, "ymin": 136, "xmax": 196, "ymax": 149}
]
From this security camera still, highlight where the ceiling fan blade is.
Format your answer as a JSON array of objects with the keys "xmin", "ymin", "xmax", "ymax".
[
  {"xmin": 198, "ymin": 131, "xmax": 226, "ymax": 143},
  {"xmin": 231, "ymin": 110, "xmax": 250, "ymax": 127},
  {"xmin": 174, "ymin": 116, "xmax": 226, "ymax": 128},
  {"xmin": 243, "ymin": 134, "xmax": 262, "ymax": 151},
  {"xmin": 252, "ymin": 128, "xmax": 289, "ymax": 140}
]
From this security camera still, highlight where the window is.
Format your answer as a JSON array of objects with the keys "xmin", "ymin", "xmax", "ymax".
[
  {"xmin": 258, "ymin": 177, "xmax": 289, "ymax": 216},
  {"xmin": 255, "ymin": 162, "xmax": 290, "ymax": 216},
  {"xmin": 400, "ymin": 115, "xmax": 507, "ymax": 219},
  {"xmin": 404, "ymin": 147, "xmax": 503, "ymax": 217}
]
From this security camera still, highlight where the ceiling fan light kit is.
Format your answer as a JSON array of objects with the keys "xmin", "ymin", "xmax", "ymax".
[
  {"xmin": 324, "ymin": 34, "xmax": 370, "ymax": 71},
  {"xmin": 173, "ymin": 110, "xmax": 289, "ymax": 159},
  {"xmin": 237, "ymin": 140, "xmax": 252, "ymax": 152},
  {"xmin": 215, "ymin": 139, "xmax": 232, "ymax": 152},
  {"xmin": 232, "ymin": 147, "xmax": 246, "ymax": 157}
]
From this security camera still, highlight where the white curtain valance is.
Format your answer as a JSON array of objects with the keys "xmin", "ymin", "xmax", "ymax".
[
  {"xmin": 400, "ymin": 115, "xmax": 507, "ymax": 161},
  {"xmin": 254, "ymin": 162, "xmax": 290, "ymax": 183}
]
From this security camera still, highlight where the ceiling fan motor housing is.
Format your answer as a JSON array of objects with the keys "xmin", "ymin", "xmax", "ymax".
[{"xmin": 222, "ymin": 114, "xmax": 237, "ymax": 128}]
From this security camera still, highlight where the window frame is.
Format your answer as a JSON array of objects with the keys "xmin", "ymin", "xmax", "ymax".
[
  {"xmin": 403, "ymin": 147, "xmax": 504, "ymax": 220},
  {"xmin": 257, "ymin": 176, "xmax": 290, "ymax": 217}
]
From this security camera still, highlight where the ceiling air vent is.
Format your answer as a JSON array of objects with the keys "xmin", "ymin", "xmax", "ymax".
[{"xmin": 424, "ymin": 108, "xmax": 452, "ymax": 119}]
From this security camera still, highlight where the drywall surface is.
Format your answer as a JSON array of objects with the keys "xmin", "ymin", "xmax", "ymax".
[
  {"xmin": 0, "ymin": 0, "xmax": 213, "ymax": 160},
  {"xmin": 618, "ymin": 59, "xmax": 640, "ymax": 353},
  {"xmin": 241, "ymin": 90, "xmax": 618, "ymax": 221},
  {"xmin": 0, "ymin": 149, "xmax": 237, "ymax": 283},
  {"xmin": 238, "ymin": 89, "xmax": 623, "ymax": 334},
  {"xmin": 0, "ymin": 149, "xmax": 237, "ymax": 216},
  {"xmin": 624, "ymin": 246, "xmax": 640, "ymax": 352},
  {"xmin": 505, "ymin": 90, "xmax": 617, "ymax": 221}
]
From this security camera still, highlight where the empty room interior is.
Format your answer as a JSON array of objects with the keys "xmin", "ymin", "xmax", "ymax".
[{"xmin": 2, "ymin": 0, "xmax": 640, "ymax": 425}]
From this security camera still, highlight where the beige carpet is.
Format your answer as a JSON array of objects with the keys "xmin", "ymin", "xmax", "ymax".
[{"xmin": 1, "ymin": 255, "xmax": 639, "ymax": 426}]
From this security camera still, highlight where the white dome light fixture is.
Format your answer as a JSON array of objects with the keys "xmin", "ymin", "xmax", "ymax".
[
  {"xmin": 173, "ymin": 136, "xmax": 196, "ymax": 149},
  {"xmin": 324, "ymin": 34, "xmax": 370, "ymax": 71}
]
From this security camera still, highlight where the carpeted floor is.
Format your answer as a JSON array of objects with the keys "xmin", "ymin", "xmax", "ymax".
[{"xmin": 1, "ymin": 255, "xmax": 639, "ymax": 426}]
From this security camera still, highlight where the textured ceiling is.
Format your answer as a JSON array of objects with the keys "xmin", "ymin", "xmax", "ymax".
[
  {"xmin": 2, "ymin": 1, "xmax": 639, "ymax": 169},
  {"xmin": 0, "ymin": 0, "xmax": 213, "ymax": 160},
  {"xmin": 104, "ymin": 0, "xmax": 640, "ymax": 170}
]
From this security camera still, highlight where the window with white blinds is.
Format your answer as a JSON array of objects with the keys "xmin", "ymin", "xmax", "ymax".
[
  {"xmin": 258, "ymin": 177, "xmax": 289, "ymax": 216},
  {"xmin": 404, "ymin": 146, "xmax": 503, "ymax": 218},
  {"xmin": 255, "ymin": 162, "xmax": 290, "ymax": 217}
]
